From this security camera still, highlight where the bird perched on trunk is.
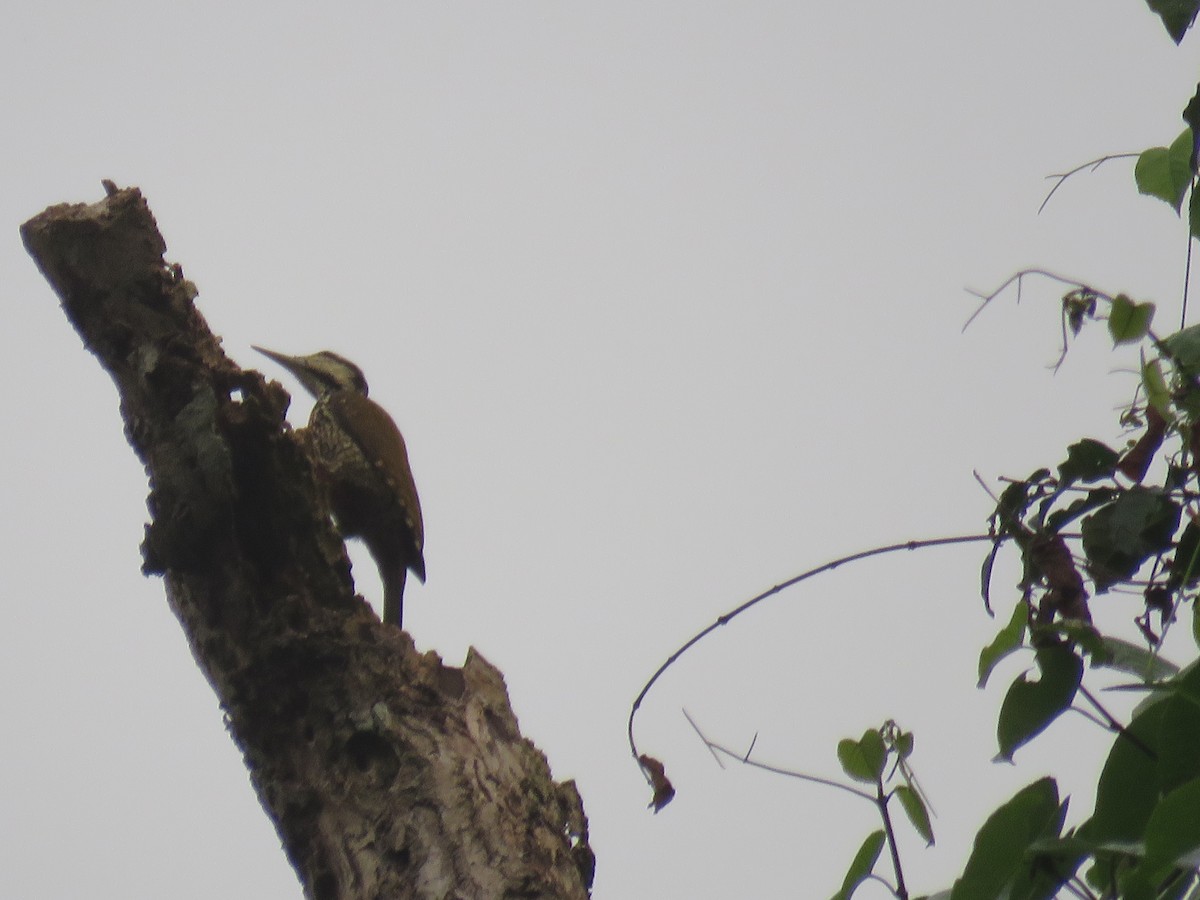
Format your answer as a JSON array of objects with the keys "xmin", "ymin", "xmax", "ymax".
[{"xmin": 253, "ymin": 346, "xmax": 425, "ymax": 627}]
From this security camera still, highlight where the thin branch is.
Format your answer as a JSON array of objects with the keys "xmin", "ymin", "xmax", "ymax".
[
  {"xmin": 628, "ymin": 534, "xmax": 995, "ymax": 766},
  {"xmin": 962, "ymin": 268, "xmax": 1111, "ymax": 333},
  {"xmin": 1183, "ymin": 202, "xmax": 1195, "ymax": 329},
  {"xmin": 973, "ymin": 470, "xmax": 1001, "ymax": 504},
  {"xmin": 1066, "ymin": 704, "xmax": 1113, "ymax": 731},
  {"xmin": 682, "ymin": 710, "xmax": 875, "ymax": 802},
  {"xmin": 742, "ymin": 732, "xmax": 758, "ymax": 761},
  {"xmin": 1078, "ymin": 684, "xmax": 1156, "ymax": 759},
  {"xmin": 682, "ymin": 709, "xmax": 726, "ymax": 769},
  {"xmin": 1038, "ymin": 153, "xmax": 1140, "ymax": 215},
  {"xmin": 1062, "ymin": 875, "xmax": 1099, "ymax": 900},
  {"xmin": 878, "ymin": 782, "xmax": 908, "ymax": 900}
]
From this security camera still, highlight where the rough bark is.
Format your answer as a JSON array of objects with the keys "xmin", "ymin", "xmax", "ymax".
[{"xmin": 21, "ymin": 183, "xmax": 594, "ymax": 900}]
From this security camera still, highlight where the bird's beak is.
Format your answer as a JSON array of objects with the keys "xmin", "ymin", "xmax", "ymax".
[
  {"xmin": 253, "ymin": 345, "xmax": 289, "ymax": 364},
  {"xmin": 252, "ymin": 345, "xmax": 304, "ymax": 377}
]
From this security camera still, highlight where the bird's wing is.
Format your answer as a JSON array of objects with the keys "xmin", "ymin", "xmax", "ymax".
[{"xmin": 326, "ymin": 392, "xmax": 425, "ymax": 557}]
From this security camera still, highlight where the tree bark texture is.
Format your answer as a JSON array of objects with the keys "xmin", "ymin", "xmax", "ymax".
[{"xmin": 21, "ymin": 184, "xmax": 594, "ymax": 900}]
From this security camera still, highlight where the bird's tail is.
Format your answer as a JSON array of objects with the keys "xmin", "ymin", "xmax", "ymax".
[{"xmin": 382, "ymin": 566, "xmax": 408, "ymax": 628}]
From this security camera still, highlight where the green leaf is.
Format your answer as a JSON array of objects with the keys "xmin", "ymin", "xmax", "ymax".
[
  {"xmin": 1138, "ymin": 777, "xmax": 1200, "ymax": 882},
  {"xmin": 859, "ymin": 729, "xmax": 886, "ymax": 777},
  {"xmin": 1191, "ymin": 180, "xmax": 1200, "ymax": 239},
  {"xmin": 978, "ymin": 603, "xmax": 1026, "ymax": 688},
  {"xmin": 1058, "ymin": 439, "xmax": 1120, "ymax": 485},
  {"xmin": 1117, "ymin": 868, "xmax": 1157, "ymax": 900},
  {"xmin": 893, "ymin": 730, "xmax": 914, "ymax": 760},
  {"xmin": 1173, "ymin": 521, "xmax": 1200, "ymax": 590},
  {"xmin": 1092, "ymin": 636, "xmax": 1179, "ymax": 682},
  {"xmin": 950, "ymin": 778, "xmax": 1062, "ymax": 900},
  {"xmin": 1185, "ymin": 85, "xmax": 1200, "ymax": 170},
  {"xmin": 829, "ymin": 830, "xmax": 885, "ymax": 900},
  {"xmin": 1044, "ymin": 487, "xmax": 1118, "ymax": 534},
  {"xmin": 1135, "ymin": 129, "xmax": 1193, "ymax": 211},
  {"xmin": 895, "ymin": 784, "xmax": 934, "ymax": 846},
  {"xmin": 1159, "ymin": 692, "xmax": 1200, "ymax": 794},
  {"xmin": 1079, "ymin": 689, "xmax": 1167, "ymax": 844},
  {"xmin": 1038, "ymin": 619, "xmax": 1105, "ymax": 655},
  {"xmin": 1022, "ymin": 834, "xmax": 1090, "ymax": 884},
  {"xmin": 1144, "ymin": 0, "xmax": 1200, "ymax": 44},
  {"xmin": 990, "ymin": 470, "xmax": 1053, "ymax": 532},
  {"xmin": 1081, "ymin": 840, "xmax": 1150, "ymax": 895},
  {"xmin": 1142, "ymin": 356, "xmax": 1172, "ymax": 418},
  {"xmin": 1164, "ymin": 323, "xmax": 1200, "ymax": 371},
  {"xmin": 1178, "ymin": 382, "xmax": 1200, "ymax": 425},
  {"xmin": 1080, "ymin": 487, "xmax": 1180, "ymax": 591},
  {"xmin": 980, "ymin": 540, "xmax": 1001, "ymax": 616},
  {"xmin": 1108, "ymin": 295, "xmax": 1156, "ymax": 346},
  {"xmin": 838, "ymin": 729, "xmax": 886, "ymax": 784},
  {"xmin": 997, "ymin": 646, "xmax": 1083, "ymax": 761},
  {"xmin": 836, "ymin": 739, "xmax": 872, "ymax": 783}
]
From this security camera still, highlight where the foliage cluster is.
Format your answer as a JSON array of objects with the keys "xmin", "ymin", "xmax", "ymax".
[
  {"xmin": 630, "ymin": 4, "xmax": 1200, "ymax": 898},
  {"xmin": 831, "ymin": 4, "xmax": 1200, "ymax": 897}
]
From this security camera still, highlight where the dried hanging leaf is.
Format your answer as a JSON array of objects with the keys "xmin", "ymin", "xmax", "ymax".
[{"xmin": 639, "ymin": 754, "xmax": 676, "ymax": 812}]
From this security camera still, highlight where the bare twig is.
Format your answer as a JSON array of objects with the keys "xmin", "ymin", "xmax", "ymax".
[
  {"xmin": 962, "ymin": 268, "xmax": 1110, "ymax": 333},
  {"xmin": 682, "ymin": 710, "xmax": 874, "ymax": 802},
  {"xmin": 1038, "ymin": 153, "xmax": 1140, "ymax": 215},
  {"xmin": 682, "ymin": 709, "xmax": 726, "ymax": 769},
  {"xmin": 973, "ymin": 470, "xmax": 1001, "ymax": 504},
  {"xmin": 1078, "ymin": 684, "xmax": 1156, "ymax": 759}
]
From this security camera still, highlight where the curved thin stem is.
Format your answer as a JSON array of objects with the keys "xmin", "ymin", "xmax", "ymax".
[{"xmin": 628, "ymin": 534, "xmax": 995, "ymax": 766}]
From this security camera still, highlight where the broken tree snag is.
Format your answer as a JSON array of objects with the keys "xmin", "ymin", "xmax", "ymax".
[{"xmin": 21, "ymin": 185, "xmax": 594, "ymax": 900}]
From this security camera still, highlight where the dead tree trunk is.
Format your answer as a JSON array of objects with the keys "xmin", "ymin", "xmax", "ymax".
[{"xmin": 21, "ymin": 184, "xmax": 593, "ymax": 900}]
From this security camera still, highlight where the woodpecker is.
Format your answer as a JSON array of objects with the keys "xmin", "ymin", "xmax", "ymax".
[{"xmin": 253, "ymin": 346, "xmax": 425, "ymax": 627}]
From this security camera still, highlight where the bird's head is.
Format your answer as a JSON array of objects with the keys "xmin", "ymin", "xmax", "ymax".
[{"xmin": 253, "ymin": 346, "xmax": 369, "ymax": 399}]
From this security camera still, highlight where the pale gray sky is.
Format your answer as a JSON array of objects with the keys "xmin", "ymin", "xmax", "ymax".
[{"xmin": 2, "ymin": 2, "xmax": 1197, "ymax": 898}]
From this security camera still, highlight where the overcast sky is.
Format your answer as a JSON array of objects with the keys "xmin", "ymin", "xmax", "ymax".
[{"xmin": 3, "ymin": 3, "xmax": 1198, "ymax": 898}]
